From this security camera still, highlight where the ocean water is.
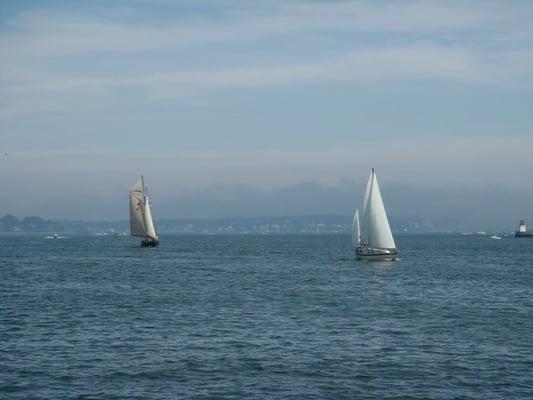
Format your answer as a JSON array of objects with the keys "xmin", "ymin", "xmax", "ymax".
[{"xmin": 1, "ymin": 233, "xmax": 532, "ymax": 399}]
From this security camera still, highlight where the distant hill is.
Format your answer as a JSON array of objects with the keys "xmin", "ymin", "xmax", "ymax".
[
  {"xmin": 0, "ymin": 214, "xmax": 63, "ymax": 233},
  {"xmin": 1, "ymin": 213, "xmax": 513, "ymax": 235}
]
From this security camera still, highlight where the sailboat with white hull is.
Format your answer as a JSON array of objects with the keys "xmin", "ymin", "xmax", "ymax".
[
  {"xmin": 130, "ymin": 175, "xmax": 159, "ymax": 247},
  {"xmin": 353, "ymin": 168, "xmax": 397, "ymax": 261}
]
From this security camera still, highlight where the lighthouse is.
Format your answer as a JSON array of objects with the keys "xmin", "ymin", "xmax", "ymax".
[{"xmin": 515, "ymin": 219, "xmax": 533, "ymax": 237}]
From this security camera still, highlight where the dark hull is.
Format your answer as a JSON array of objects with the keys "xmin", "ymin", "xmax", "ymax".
[
  {"xmin": 356, "ymin": 247, "xmax": 397, "ymax": 261},
  {"xmin": 141, "ymin": 239, "xmax": 159, "ymax": 247},
  {"xmin": 515, "ymin": 232, "xmax": 533, "ymax": 238}
]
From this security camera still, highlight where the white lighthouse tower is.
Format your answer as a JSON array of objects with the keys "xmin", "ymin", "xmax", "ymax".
[{"xmin": 515, "ymin": 219, "xmax": 533, "ymax": 237}]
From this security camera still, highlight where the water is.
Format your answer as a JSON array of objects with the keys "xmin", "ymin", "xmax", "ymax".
[{"xmin": 1, "ymin": 234, "xmax": 532, "ymax": 399}]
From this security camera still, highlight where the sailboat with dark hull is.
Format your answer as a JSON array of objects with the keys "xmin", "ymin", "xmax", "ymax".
[
  {"xmin": 352, "ymin": 168, "xmax": 397, "ymax": 261},
  {"xmin": 130, "ymin": 175, "xmax": 159, "ymax": 247}
]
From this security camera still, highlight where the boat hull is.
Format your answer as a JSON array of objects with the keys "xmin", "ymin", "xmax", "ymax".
[
  {"xmin": 356, "ymin": 248, "xmax": 397, "ymax": 261},
  {"xmin": 515, "ymin": 232, "xmax": 533, "ymax": 238},
  {"xmin": 141, "ymin": 238, "xmax": 159, "ymax": 247}
]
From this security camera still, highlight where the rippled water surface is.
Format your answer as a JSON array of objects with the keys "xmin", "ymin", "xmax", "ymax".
[{"xmin": 1, "ymin": 234, "xmax": 532, "ymax": 399}]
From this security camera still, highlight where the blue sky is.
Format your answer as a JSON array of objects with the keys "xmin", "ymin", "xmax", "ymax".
[{"xmin": 0, "ymin": 0, "xmax": 532, "ymax": 222}]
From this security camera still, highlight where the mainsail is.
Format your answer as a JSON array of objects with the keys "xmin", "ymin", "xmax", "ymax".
[
  {"xmin": 130, "ymin": 191, "xmax": 145, "ymax": 237},
  {"xmin": 352, "ymin": 208, "xmax": 361, "ymax": 247},
  {"xmin": 130, "ymin": 178, "xmax": 145, "ymax": 237},
  {"xmin": 361, "ymin": 169, "xmax": 395, "ymax": 249}
]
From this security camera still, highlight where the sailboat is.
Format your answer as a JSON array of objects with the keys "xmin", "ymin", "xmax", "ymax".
[
  {"xmin": 130, "ymin": 175, "xmax": 159, "ymax": 247},
  {"xmin": 352, "ymin": 168, "xmax": 397, "ymax": 261}
]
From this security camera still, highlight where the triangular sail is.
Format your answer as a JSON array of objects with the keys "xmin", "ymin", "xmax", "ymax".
[
  {"xmin": 362, "ymin": 169, "xmax": 396, "ymax": 249},
  {"xmin": 361, "ymin": 170, "xmax": 372, "ymax": 246},
  {"xmin": 352, "ymin": 208, "xmax": 361, "ymax": 247},
  {"xmin": 142, "ymin": 196, "xmax": 158, "ymax": 240}
]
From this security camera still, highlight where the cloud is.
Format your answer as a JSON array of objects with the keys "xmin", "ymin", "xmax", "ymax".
[
  {"xmin": 1, "ymin": 1, "xmax": 524, "ymax": 56},
  {"xmin": 0, "ymin": 1, "xmax": 532, "ymax": 119},
  {"xmin": 2, "ymin": 42, "xmax": 532, "ymax": 121},
  {"xmin": 0, "ymin": 44, "xmax": 484, "ymax": 92}
]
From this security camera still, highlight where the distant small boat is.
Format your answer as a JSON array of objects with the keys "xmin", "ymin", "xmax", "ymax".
[
  {"xmin": 490, "ymin": 235, "xmax": 502, "ymax": 240},
  {"xmin": 353, "ymin": 168, "xmax": 397, "ymax": 261},
  {"xmin": 515, "ymin": 220, "xmax": 533, "ymax": 238},
  {"xmin": 477, "ymin": 231, "xmax": 487, "ymax": 235},
  {"xmin": 44, "ymin": 233, "xmax": 68, "ymax": 239},
  {"xmin": 130, "ymin": 175, "xmax": 159, "ymax": 247},
  {"xmin": 461, "ymin": 232, "xmax": 472, "ymax": 235}
]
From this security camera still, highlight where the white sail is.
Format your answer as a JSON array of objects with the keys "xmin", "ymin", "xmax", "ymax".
[
  {"xmin": 352, "ymin": 208, "xmax": 361, "ymax": 247},
  {"xmin": 129, "ymin": 190, "xmax": 145, "ymax": 237},
  {"xmin": 362, "ymin": 169, "xmax": 396, "ymax": 249},
  {"xmin": 360, "ymin": 170, "xmax": 372, "ymax": 245},
  {"xmin": 142, "ymin": 196, "xmax": 158, "ymax": 240},
  {"xmin": 131, "ymin": 178, "xmax": 144, "ymax": 194},
  {"xmin": 129, "ymin": 175, "xmax": 158, "ymax": 240}
]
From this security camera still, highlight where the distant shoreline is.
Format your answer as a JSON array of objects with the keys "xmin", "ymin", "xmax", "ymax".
[{"xmin": 1, "ymin": 213, "xmax": 517, "ymax": 235}]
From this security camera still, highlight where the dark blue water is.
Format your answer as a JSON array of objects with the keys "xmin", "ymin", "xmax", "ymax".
[{"xmin": 1, "ymin": 234, "xmax": 532, "ymax": 399}]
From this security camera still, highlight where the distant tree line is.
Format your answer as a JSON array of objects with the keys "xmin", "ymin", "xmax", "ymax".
[{"xmin": 0, "ymin": 214, "xmax": 63, "ymax": 233}]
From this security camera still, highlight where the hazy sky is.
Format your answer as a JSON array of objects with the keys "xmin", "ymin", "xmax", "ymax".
[{"xmin": 1, "ymin": 0, "xmax": 532, "ymax": 223}]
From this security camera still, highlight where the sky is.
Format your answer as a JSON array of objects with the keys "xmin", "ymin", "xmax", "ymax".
[{"xmin": 0, "ymin": 0, "xmax": 532, "ymax": 227}]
